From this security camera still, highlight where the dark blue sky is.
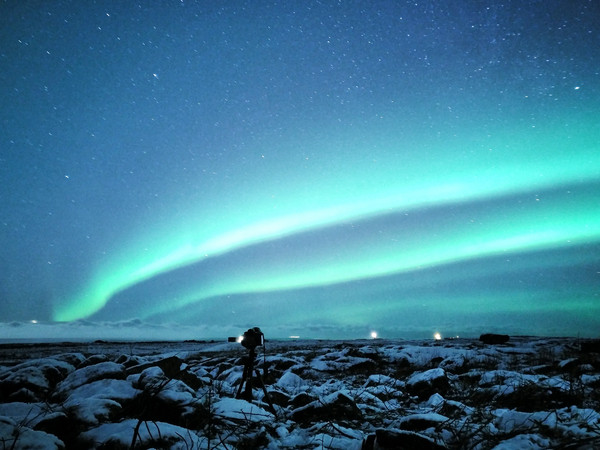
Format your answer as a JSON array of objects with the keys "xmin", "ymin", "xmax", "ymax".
[{"xmin": 1, "ymin": 1, "xmax": 599, "ymax": 339}]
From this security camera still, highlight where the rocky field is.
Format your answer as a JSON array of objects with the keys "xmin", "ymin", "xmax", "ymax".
[{"xmin": 1, "ymin": 336, "xmax": 599, "ymax": 449}]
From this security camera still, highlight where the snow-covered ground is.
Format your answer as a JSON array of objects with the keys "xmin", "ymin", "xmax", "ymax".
[{"xmin": 1, "ymin": 336, "xmax": 599, "ymax": 449}]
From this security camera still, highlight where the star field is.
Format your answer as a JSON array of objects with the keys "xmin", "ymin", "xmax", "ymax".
[{"xmin": 1, "ymin": 1, "xmax": 599, "ymax": 339}]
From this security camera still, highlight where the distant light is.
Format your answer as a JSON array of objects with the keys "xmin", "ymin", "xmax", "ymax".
[
  {"xmin": 236, "ymin": 335, "xmax": 244, "ymax": 343},
  {"xmin": 30, "ymin": 320, "xmax": 38, "ymax": 324},
  {"xmin": 370, "ymin": 331, "xmax": 378, "ymax": 339},
  {"xmin": 289, "ymin": 335, "xmax": 300, "ymax": 339},
  {"xmin": 433, "ymin": 332, "xmax": 442, "ymax": 341},
  {"xmin": 574, "ymin": 86, "xmax": 580, "ymax": 90}
]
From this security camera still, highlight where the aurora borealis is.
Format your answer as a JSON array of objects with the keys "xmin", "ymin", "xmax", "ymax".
[{"xmin": 1, "ymin": 1, "xmax": 599, "ymax": 339}]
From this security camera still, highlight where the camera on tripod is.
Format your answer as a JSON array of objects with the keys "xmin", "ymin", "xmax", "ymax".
[
  {"xmin": 241, "ymin": 327, "xmax": 264, "ymax": 350},
  {"xmin": 228, "ymin": 327, "xmax": 264, "ymax": 350},
  {"xmin": 227, "ymin": 327, "xmax": 275, "ymax": 413}
]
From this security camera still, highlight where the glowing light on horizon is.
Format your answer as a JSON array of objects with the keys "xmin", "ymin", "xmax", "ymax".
[{"xmin": 434, "ymin": 332, "xmax": 442, "ymax": 341}]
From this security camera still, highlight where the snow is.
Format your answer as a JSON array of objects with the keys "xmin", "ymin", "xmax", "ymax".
[
  {"xmin": 407, "ymin": 367, "xmax": 446, "ymax": 385},
  {"xmin": 64, "ymin": 396, "xmax": 122, "ymax": 425},
  {"xmin": 396, "ymin": 412, "xmax": 448, "ymax": 427},
  {"xmin": 63, "ymin": 379, "xmax": 140, "ymax": 425},
  {"xmin": 491, "ymin": 433, "xmax": 551, "ymax": 449},
  {"xmin": 493, "ymin": 408, "xmax": 558, "ymax": 432},
  {"xmin": 0, "ymin": 402, "xmax": 48, "ymax": 427},
  {"xmin": 581, "ymin": 373, "xmax": 600, "ymax": 386},
  {"xmin": 0, "ymin": 336, "xmax": 599, "ymax": 448},
  {"xmin": 0, "ymin": 358, "xmax": 75, "ymax": 393},
  {"xmin": 275, "ymin": 370, "xmax": 308, "ymax": 393},
  {"xmin": 309, "ymin": 423, "xmax": 363, "ymax": 450},
  {"xmin": 0, "ymin": 416, "xmax": 64, "ymax": 449},
  {"xmin": 213, "ymin": 397, "xmax": 274, "ymax": 422},
  {"xmin": 56, "ymin": 361, "xmax": 124, "ymax": 394},
  {"xmin": 79, "ymin": 418, "xmax": 209, "ymax": 449},
  {"xmin": 67, "ymin": 378, "xmax": 139, "ymax": 402}
]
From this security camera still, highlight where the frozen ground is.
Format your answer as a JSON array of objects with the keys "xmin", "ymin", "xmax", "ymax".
[{"xmin": 0, "ymin": 336, "xmax": 599, "ymax": 449}]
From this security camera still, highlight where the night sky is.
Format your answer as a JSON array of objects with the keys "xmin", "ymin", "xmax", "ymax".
[{"xmin": 1, "ymin": 1, "xmax": 599, "ymax": 340}]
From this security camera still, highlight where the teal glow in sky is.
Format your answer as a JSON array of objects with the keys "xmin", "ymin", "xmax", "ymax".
[{"xmin": 1, "ymin": 1, "xmax": 599, "ymax": 339}]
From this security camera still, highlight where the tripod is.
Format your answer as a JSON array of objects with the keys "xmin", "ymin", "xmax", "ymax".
[{"xmin": 235, "ymin": 347, "xmax": 276, "ymax": 415}]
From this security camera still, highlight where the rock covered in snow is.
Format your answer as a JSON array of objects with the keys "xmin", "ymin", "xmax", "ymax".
[
  {"xmin": 78, "ymin": 418, "xmax": 209, "ymax": 449},
  {"xmin": 63, "ymin": 378, "xmax": 140, "ymax": 425},
  {"xmin": 406, "ymin": 368, "xmax": 449, "ymax": 398},
  {"xmin": 394, "ymin": 412, "xmax": 449, "ymax": 431},
  {"xmin": 0, "ymin": 358, "xmax": 76, "ymax": 401},
  {"xmin": 55, "ymin": 361, "xmax": 125, "ymax": 398},
  {"xmin": 276, "ymin": 370, "xmax": 308, "ymax": 394},
  {"xmin": 0, "ymin": 416, "xmax": 65, "ymax": 449},
  {"xmin": 291, "ymin": 390, "xmax": 362, "ymax": 423},
  {"xmin": 0, "ymin": 337, "xmax": 599, "ymax": 449},
  {"xmin": 213, "ymin": 397, "xmax": 274, "ymax": 422},
  {"xmin": 363, "ymin": 428, "xmax": 447, "ymax": 450}
]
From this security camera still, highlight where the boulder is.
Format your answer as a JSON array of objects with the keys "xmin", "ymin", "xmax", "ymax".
[
  {"xmin": 79, "ymin": 354, "xmax": 109, "ymax": 367},
  {"xmin": 125, "ymin": 367, "xmax": 198, "ymax": 426},
  {"xmin": 77, "ymin": 418, "xmax": 206, "ymax": 449},
  {"xmin": 362, "ymin": 428, "xmax": 446, "ymax": 450},
  {"xmin": 0, "ymin": 402, "xmax": 49, "ymax": 427},
  {"xmin": 276, "ymin": 371, "xmax": 308, "ymax": 394},
  {"xmin": 0, "ymin": 358, "xmax": 75, "ymax": 401},
  {"xmin": 115, "ymin": 354, "xmax": 145, "ymax": 367},
  {"xmin": 7, "ymin": 387, "xmax": 38, "ymax": 402},
  {"xmin": 0, "ymin": 416, "xmax": 65, "ymax": 450},
  {"xmin": 264, "ymin": 388, "xmax": 290, "ymax": 406},
  {"xmin": 126, "ymin": 355, "xmax": 183, "ymax": 378},
  {"xmin": 406, "ymin": 368, "xmax": 449, "ymax": 399},
  {"xmin": 291, "ymin": 391, "xmax": 362, "ymax": 423},
  {"xmin": 55, "ymin": 362, "xmax": 126, "ymax": 398},
  {"xmin": 396, "ymin": 413, "xmax": 448, "ymax": 432},
  {"xmin": 34, "ymin": 412, "xmax": 75, "ymax": 447},
  {"xmin": 212, "ymin": 397, "xmax": 274, "ymax": 422},
  {"xmin": 53, "ymin": 353, "xmax": 86, "ymax": 368},
  {"xmin": 289, "ymin": 392, "xmax": 316, "ymax": 409},
  {"xmin": 128, "ymin": 356, "xmax": 204, "ymax": 390}
]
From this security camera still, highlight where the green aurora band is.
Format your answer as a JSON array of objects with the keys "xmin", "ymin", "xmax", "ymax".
[{"xmin": 53, "ymin": 117, "xmax": 600, "ymax": 323}]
